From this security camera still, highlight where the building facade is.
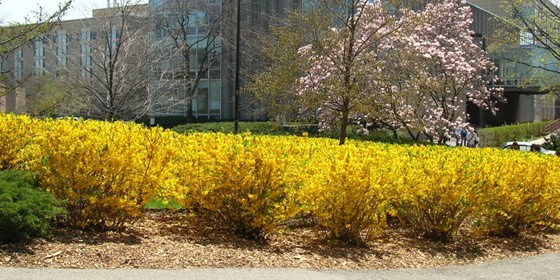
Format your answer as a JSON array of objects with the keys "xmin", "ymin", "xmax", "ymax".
[
  {"xmin": 147, "ymin": 0, "xmax": 301, "ymax": 120},
  {"xmin": 0, "ymin": 0, "xmax": 557, "ymax": 125},
  {"xmin": 0, "ymin": 4, "xmax": 150, "ymax": 119},
  {"xmin": 466, "ymin": 0, "xmax": 559, "ymax": 126}
]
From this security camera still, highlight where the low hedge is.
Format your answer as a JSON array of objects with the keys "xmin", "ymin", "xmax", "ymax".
[
  {"xmin": 3, "ymin": 113, "xmax": 560, "ymax": 245},
  {"xmin": 478, "ymin": 121, "xmax": 552, "ymax": 147}
]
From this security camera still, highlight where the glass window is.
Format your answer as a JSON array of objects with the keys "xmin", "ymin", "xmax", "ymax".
[
  {"xmin": 57, "ymin": 56, "xmax": 67, "ymax": 67},
  {"xmin": 198, "ymin": 70, "xmax": 208, "ymax": 79},
  {"xmin": 197, "ymin": 50, "xmax": 206, "ymax": 68},
  {"xmin": 209, "ymin": 80, "xmax": 221, "ymax": 115},
  {"xmin": 196, "ymin": 87, "xmax": 208, "ymax": 114},
  {"xmin": 209, "ymin": 69, "xmax": 220, "ymax": 79},
  {"xmin": 34, "ymin": 59, "xmax": 45, "ymax": 75},
  {"xmin": 57, "ymin": 33, "xmax": 67, "ymax": 44},
  {"xmin": 188, "ymin": 27, "xmax": 197, "ymax": 36},
  {"xmin": 189, "ymin": 49, "xmax": 197, "ymax": 69}
]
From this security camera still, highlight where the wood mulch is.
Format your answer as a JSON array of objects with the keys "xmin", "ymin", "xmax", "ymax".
[{"xmin": 1, "ymin": 209, "xmax": 559, "ymax": 270}]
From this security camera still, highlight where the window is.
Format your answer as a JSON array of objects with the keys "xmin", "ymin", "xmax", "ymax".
[
  {"xmin": 55, "ymin": 32, "xmax": 68, "ymax": 68},
  {"xmin": 57, "ymin": 56, "xmax": 67, "ymax": 67},
  {"xmin": 13, "ymin": 48, "xmax": 23, "ymax": 81},
  {"xmin": 14, "ymin": 48, "xmax": 23, "ymax": 58},
  {"xmin": 196, "ymin": 87, "xmax": 208, "ymax": 114},
  {"xmin": 57, "ymin": 33, "xmax": 67, "ymax": 45},
  {"xmin": 189, "ymin": 49, "xmax": 197, "ymax": 69},
  {"xmin": 198, "ymin": 70, "xmax": 208, "ymax": 79},
  {"xmin": 56, "ymin": 46, "xmax": 67, "ymax": 56},
  {"xmin": 187, "ymin": 27, "xmax": 197, "ymax": 36},
  {"xmin": 81, "ymin": 44, "xmax": 91, "ymax": 55},
  {"xmin": 34, "ymin": 36, "xmax": 45, "ymax": 57},
  {"xmin": 81, "ymin": 56, "xmax": 92, "ymax": 78},
  {"xmin": 81, "ymin": 56, "xmax": 92, "ymax": 67},
  {"xmin": 209, "ymin": 80, "xmax": 221, "ymax": 115},
  {"xmin": 209, "ymin": 69, "xmax": 220, "ymax": 79},
  {"xmin": 34, "ymin": 59, "xmax": 45, "ymax": 75}
]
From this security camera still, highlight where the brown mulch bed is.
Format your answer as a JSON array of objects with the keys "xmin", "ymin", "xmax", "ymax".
[{"xmin": 1, "ymin": 209, "xmax": 559, "ymax": 270}]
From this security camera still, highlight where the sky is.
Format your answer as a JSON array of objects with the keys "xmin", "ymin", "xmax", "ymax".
[{"xmin": 0, "ymin": 0, "xmax": 148, "ymax": 24}]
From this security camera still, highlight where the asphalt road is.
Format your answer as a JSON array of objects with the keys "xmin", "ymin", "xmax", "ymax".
[{"xmin": 2, "ymin": 251, "xmax": 560, "ymax": 280}]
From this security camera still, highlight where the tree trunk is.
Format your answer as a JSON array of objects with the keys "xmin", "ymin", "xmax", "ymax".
[
  {"xmin": 339, "ymin": 100, "xmax": 349, "ymax": 145},
  {"xmin": 187, "ymin": 98, "xmax": 194, "ymax": 122}
]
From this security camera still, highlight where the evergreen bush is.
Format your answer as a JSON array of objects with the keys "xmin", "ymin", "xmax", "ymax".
[{"xmin": 0, "ymin": 170, "xmax": 64, "ymax": 243}]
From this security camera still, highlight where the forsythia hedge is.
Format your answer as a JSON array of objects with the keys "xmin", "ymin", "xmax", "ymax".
[
  {"xmin": 11, "ymin": 117, "xmax": 178, "ymax": 229},
  {"xmin": 301, "ymin": 143, "xmax": 401, "ymax": 245},
  {"xmin": 163, "ymin": 133, "xmax": 309, "ymax": 239},
  {"xmin": 2, "ymin": 113, "xmax": 560, "ymax": 243}
]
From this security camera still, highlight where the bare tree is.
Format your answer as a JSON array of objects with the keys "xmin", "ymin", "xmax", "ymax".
[
  {"xmin": 66, "ymin": 0, "xmax": 151, "ymax": 120},
  {"xmin": 0, "ymin": 1, "xmax": 72, "ymax": 55},
  {"xmin": 149, "ymin": 0, "xmax": 222, "ymax": 121},
  {"xmin": 0, "ymin": 1, "xmax": 72, "ymax": 105}
]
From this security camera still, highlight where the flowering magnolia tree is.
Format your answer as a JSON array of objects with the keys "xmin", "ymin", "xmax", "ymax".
[
  {"xmin": 254, "ymin": 0, "xmax": 504, "ymax": 144},
  {"xmin": 369, "ymin": 0, "xmax": 504, "ymax": 143},
  {"xmin": 296, "ymin": 0, "xmax": 399, "ymax": 145}
]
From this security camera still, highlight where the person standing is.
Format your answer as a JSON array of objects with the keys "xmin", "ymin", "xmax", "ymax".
[
  {"xmin": 460, "ymin": 126, "xmax": 468, "ymax": 147},
  {"xmin": 455, "ymin": 126, "xmax": 462, "ymax": 146},
  {"xmin": 467, "ymin": 129, "xmax": 479, "ymax": 148}
]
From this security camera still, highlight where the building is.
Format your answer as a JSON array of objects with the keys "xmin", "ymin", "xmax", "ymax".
[
  {"xmin": 466, "ymin": 0, "xmax": 559, "ymax": 126},
  {"xmin": 0, "ymin": 0, "xmax": 557, "ymax": 125},
  {"xmin": 0, "ymin": 4, "xmax": 150, "ymax": 119},
  {"xmin": 0, "ymin": 86, "xmax": 25, "ymax": 114},
  {"xmin": 147, "ymin": 0, "xmax": 559, "ymax": 124},
  {"xmin": 148, "ymin": 0, "xmax": 301, "ymax": 121}
]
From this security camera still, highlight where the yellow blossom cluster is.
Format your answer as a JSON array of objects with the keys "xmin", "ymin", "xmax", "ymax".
[
  {"xmin": 2, "ymin": 113, "xmax": 560, "ymax": 241},
  {"xmin": 0, "ymin": 113, "xmax": 37, "ymax": 169},
  {"xmin": 162, "ymin": 132, "xmax": 312, "ymax": 239},
  {"xmin": 5, "ymin": 115, "xmax": 178, "ymax": 229}
]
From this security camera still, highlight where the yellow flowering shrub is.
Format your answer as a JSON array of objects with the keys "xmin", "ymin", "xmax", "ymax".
[
  {"xmin": 165, "ymin": 133, "xmax": 308, "ymax": 239},
  {"xmin": 17, "ymin": 118, "xmax": 177, "ymax": 229},
  {"xmin": 3, "ymin": 113, "xmax": 560, "ymax": 243},
  {"xmin": 0, "ymin": 113, "xmax": 37, "ymax": 170},
  {"xmin": 474, "ymin": 150, "xmax": 560, "ymax": 236},
  {"xmin": 300, "ymin": 141, "xmax": 404, "ymax": 245},
  {"xmin": 394, "ymin": 146, "xmax": 489, "ymax": 242}
]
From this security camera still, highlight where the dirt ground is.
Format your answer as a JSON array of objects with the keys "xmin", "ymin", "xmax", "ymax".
[{"xmin": 1, "ymin": 209, "xmax": 560, "ymax": 270}]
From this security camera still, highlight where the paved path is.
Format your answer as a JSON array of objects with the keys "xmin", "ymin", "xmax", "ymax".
[{"xmin": 2, "ymin": 251, "xmax": 560, "ymax": 280}]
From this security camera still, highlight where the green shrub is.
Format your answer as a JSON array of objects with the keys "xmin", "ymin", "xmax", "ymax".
[
  {"xmin": 478, "ymin": 121, "xmax": 552, "ymax": 147},
  {"xmin": 315, "ymin": 124, "xmax": 414, "ymax": 145},
  {"xmin": 0, "ymin": 170, "xmax": 64, "ymax": 243},
  {"xmin": 135, "ymin": 116, "xmax": 219, "ymax": 129},
  {"xmin": 172, "ymin": 121, "xmax": 279, "ymax": 135},
  {"xmin": 542, "ymin": 134, "xmax": 560, "ymax": 155},
  {"xmin": 172, "ymin": 121, "xmax": 414, "ymax": 144}
]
